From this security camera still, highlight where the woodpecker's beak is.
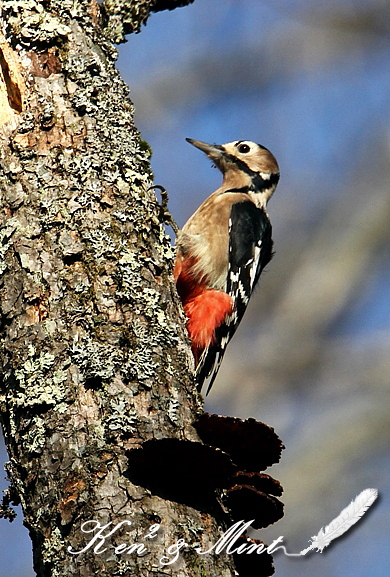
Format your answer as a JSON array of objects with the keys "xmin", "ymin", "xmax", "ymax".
[{"xmin": 186, "ymin": 138, "xmax": 224, "ymax": 166}]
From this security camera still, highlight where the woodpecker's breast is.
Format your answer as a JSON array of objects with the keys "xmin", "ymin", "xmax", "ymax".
[{"xmin": 177, "ymin": 191, "xmax": 251, "ymax": 290}]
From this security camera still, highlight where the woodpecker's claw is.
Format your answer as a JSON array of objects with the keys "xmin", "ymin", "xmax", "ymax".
[{"xmin": 147, "ymin": 184, "xmax": 179, "ymax": 235}]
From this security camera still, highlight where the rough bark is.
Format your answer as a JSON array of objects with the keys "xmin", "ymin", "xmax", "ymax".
[
  {"xmin": 0, "ymin": 1, "xmax": 282, "ymax": 576},
  {"xmin": 0, "ymin": 1, "xmax": 229, "ymax": 575}
]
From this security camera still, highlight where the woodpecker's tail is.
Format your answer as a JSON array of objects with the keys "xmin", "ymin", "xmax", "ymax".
[
  {"xmin": 196, "ymin": 316, "xmax": 233, "ymax": 395},
  {"xmin": 196, "ymin": 345, "xmax": 224, "ymax": 395}
]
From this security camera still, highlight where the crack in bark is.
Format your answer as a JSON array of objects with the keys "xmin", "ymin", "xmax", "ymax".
[{"xmin": 0, "ymin": 46, "xmax": 22, "ymax": 112}]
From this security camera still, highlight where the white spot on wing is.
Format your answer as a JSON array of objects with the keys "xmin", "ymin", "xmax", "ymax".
[{"xmin": 250, "ymin": 245, "xmax": 261, "ymax": 288}]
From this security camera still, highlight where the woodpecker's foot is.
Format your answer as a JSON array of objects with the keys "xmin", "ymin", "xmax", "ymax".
[{"xmin": 148, "ymin": 184, "xmax": 179, "ymax": 234}]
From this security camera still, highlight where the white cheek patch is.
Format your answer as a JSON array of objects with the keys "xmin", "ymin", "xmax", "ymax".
[{"xmin": 260, "ymin": 172, "xmax": 271, "ymax": 180}]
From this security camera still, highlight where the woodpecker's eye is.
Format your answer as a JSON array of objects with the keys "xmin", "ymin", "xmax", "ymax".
[{"xmin": 238, "ymin": 143, "xmax": 250, "ymax": 154}]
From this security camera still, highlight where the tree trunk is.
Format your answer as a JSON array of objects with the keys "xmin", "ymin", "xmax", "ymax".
[{"xmin": 0, "ymin": 1, "xmax": 282, "ymax": 576}]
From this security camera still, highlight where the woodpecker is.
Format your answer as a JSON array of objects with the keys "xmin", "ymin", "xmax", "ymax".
[{"xmin": 174, "ymin": 138, "xmax": 279, "ymax": 395}]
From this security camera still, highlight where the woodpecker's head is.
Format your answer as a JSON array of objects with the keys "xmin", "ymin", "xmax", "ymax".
[{"xmin": 186, "ymin": 138, "xmax": 279, "ymax": 206}]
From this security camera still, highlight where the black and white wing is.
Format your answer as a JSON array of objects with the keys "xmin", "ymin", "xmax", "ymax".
[{"xmin": 196, "ymin": 200, "xmax": 273, "ymax": 394}]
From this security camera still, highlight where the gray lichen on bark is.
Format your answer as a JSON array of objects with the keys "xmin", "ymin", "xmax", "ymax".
[
  {"xmin": 0, "ymin": 1, "xmax": 237, "ymax": 576},
  {"xmin": 102, "ymin": 0, "xmax": 195, "ymax": 43}
]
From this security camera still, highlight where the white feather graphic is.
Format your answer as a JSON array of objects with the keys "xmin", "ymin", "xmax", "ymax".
[
  {"xmin": 300, "ymin": 488, "xmax": 378, "ymax": 555},
  {"xmin": 273, "ymin": 488, "xmax": 378, "ymax": 557}
]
